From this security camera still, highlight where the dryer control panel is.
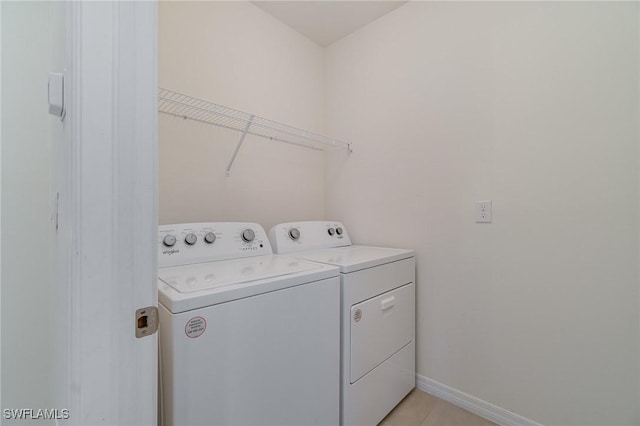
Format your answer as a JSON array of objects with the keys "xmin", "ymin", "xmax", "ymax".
[
  {"xmin": 269, "ymin": 221, "xmax": 352, "ymax": 254},
  {"xmin": 158, "ymin": 222, "xmax": 272, "ymax": 267}
]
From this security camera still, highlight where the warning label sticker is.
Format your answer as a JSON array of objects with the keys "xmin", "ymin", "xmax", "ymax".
[{"xmin": 185, "ymin": 316, "xmax": 206, "ymax": 338}]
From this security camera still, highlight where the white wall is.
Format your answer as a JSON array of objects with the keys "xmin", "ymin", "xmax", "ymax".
[
  {"xmin": 325, "ymin": 2, "xmax": 639, "ymax": 425},
  {"xmin": 1, "ymin": 1, "xmax": 57, "ymax": 420},
  {"xmin": 158, "ymin": 1, "xmax": 326, "ymax": 230},
  {"xmin": 0, "ymin": 0, "xmax": 3, "ymax": 411}
]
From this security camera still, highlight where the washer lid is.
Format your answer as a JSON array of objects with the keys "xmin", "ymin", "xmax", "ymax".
[
  {"xmin": 158, "ymin": 254, "xmax": 339, "ymax": 313},
  {"xmin": 159, "ymin": 254, "xmax": 322, "ymax": 294},
  {"xmin": 294, "ymin": 245, "xmax": 414, "ymax": 273}
]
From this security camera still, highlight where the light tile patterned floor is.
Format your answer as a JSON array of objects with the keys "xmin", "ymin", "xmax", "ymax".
[{"xmin": 378, "ymin": 389, "xmax": 497, "ymax": 426}]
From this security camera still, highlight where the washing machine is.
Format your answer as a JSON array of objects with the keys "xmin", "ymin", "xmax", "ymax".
[
  {"xmin": 157, "ymin": 222, "xmax": 340, "ymax": 426},
  {"xmin": 269, "ymin": 221, "xmax": 416, "ymax": 426}
]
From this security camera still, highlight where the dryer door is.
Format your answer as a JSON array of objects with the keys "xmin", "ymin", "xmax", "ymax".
[{"xmin": 350, "ymin": 282, "xmax": 415, "ymax": 383}]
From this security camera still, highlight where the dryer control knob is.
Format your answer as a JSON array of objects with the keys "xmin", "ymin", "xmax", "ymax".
[
  {"xmin": 241, "ymin": 229, "xmax": 255, "ymax": 243},
  {"xmin": 204, "ymin": 232, "xmax": 216, "ymax": 244},
  {"xmin": 336, "ymin": 227, "xmax": 343, "ymax": 235},
  {"xmin": 289, "ymin": 228, "xmax": 301, "ymax": 240},
  {"xmin": 163, "ymin": 235, "xmax": 177, "ymax": 247},
  {"xmin": 327, "ymin": 228, "xmax": 335, "ymax": 236},
  {"xmin": 185, "ymin": 233, "xmax": 197, "ymax": 245}
]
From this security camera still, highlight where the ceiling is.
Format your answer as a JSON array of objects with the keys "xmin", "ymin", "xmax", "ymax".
[{"xmin": 252, "ymin": 1, "xmax": 408, "ymax": 47}]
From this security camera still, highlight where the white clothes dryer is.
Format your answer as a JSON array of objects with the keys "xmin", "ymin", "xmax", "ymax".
[
  {"xmin": 158, "ymin": 222, "xmax": 340, "ymax": 426},
  {"xmin": 269, "ymin": 221, "xmax": 416, "ymax": 426}
]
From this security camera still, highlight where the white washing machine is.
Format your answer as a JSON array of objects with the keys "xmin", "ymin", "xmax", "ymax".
[
  {"xmin": 158, "ymin": 222, "xmax": 340, "ymax": 426},
  {"xmin": 269, "ymin": 221, "xmax": 416, "ymax": 426}
]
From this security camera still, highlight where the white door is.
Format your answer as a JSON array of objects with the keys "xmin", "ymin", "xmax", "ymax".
[
  {"xmin": 52, "ymin": 2, "xmax": 158, "ymax": 424},
  {"xmin": 350, "ymin": 282, "xmax": 414, "ymax": 383}
]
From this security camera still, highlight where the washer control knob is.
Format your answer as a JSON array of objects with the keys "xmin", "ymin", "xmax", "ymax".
[
  {"xmin": 185, "ymin": 233, "xmax": 197, "ymax": 245},
  {"xmin": 327, "ymin": 228, "xmax": 335, "ymax": 236},
  {"xmin": 204, "ymin": 232, "xmax": 216, "ymax": 244},
  {"xmin": 289, "ymin": 228, "xmax": 301, "ymax": 240},
  {"xmin": 241, "ymin": 229, "xmax": 255, "ymax": 243},
  {"xmin": 163, "ymin": 235, "xmax": 177, "ymax": 247},
  {"xmin": 336, "ymin": 227, "xmax": 343, "ymax": 235}
]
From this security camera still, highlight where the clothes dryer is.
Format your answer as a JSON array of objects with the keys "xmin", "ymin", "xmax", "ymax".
[{"xmin": 269, "ymin": 221, "xmax": 415, "ymax": 426}]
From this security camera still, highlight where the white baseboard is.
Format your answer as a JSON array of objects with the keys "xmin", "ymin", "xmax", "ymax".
[{"xmin": 416, "ymin": 374, "xmax": 542, "ymax": 426}]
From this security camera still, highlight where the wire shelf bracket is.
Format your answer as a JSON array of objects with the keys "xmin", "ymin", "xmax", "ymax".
[
  {"xmin": 158, "ymin": 88, "xmax": 352, "ymax": 176},
  {"xmin": 226, "ymin": 115, "xmax": 254, "ymax": 177}
]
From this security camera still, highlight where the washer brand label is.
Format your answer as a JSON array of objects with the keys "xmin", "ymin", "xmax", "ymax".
[
  {"xmin": 353, "ymin": 309, "xmax": 362, "ymax": 323},
  {"xmin": 162, "ymin": 249, "xmax": 179, "ymax": 255},
  {"xmin": 185, "ymin": 316, "xmax": 206, "ymax": 338}
]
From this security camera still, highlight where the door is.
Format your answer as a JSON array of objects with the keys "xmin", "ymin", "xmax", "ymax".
[
  {"xmin": 350, "ymin": 282, "xmax": 415, "ymax": 383},
  {"xmin": 52, "ymin": 2, "xmax": 158, "ymax": 424}
]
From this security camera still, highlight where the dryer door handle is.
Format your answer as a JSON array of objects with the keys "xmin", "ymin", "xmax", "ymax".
[{"xmin": 380, "ymin": 296, "xmax": 395, "ymax": 311}]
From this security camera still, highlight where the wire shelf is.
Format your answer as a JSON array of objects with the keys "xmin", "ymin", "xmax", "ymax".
[{"xmin": 158, "ymin": 88, "xmax": 352, "ymax": 175}]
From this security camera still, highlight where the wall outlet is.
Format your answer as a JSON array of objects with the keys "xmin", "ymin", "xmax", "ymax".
[{"xmin": 475, "ymin": 200, "xmax": 492, "ymax": 223}]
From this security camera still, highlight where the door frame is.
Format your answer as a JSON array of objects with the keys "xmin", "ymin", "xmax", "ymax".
[{"xmin": 53, "ymin": 2, "xmax": 158, "ymax": 424}]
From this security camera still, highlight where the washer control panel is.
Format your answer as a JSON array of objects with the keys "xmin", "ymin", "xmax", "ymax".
[
  {"xmin": 158, "ymin": 222, "xmax": 272, "ymax": 268},
  {"xmin": 268, "ymin": 221, "xmax": 352, "ymax": 254}
]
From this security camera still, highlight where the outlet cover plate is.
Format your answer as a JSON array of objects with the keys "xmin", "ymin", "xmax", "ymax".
[{"xmin": 475, "ymin": 200, "xmax": 492, "ymax": 223}]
